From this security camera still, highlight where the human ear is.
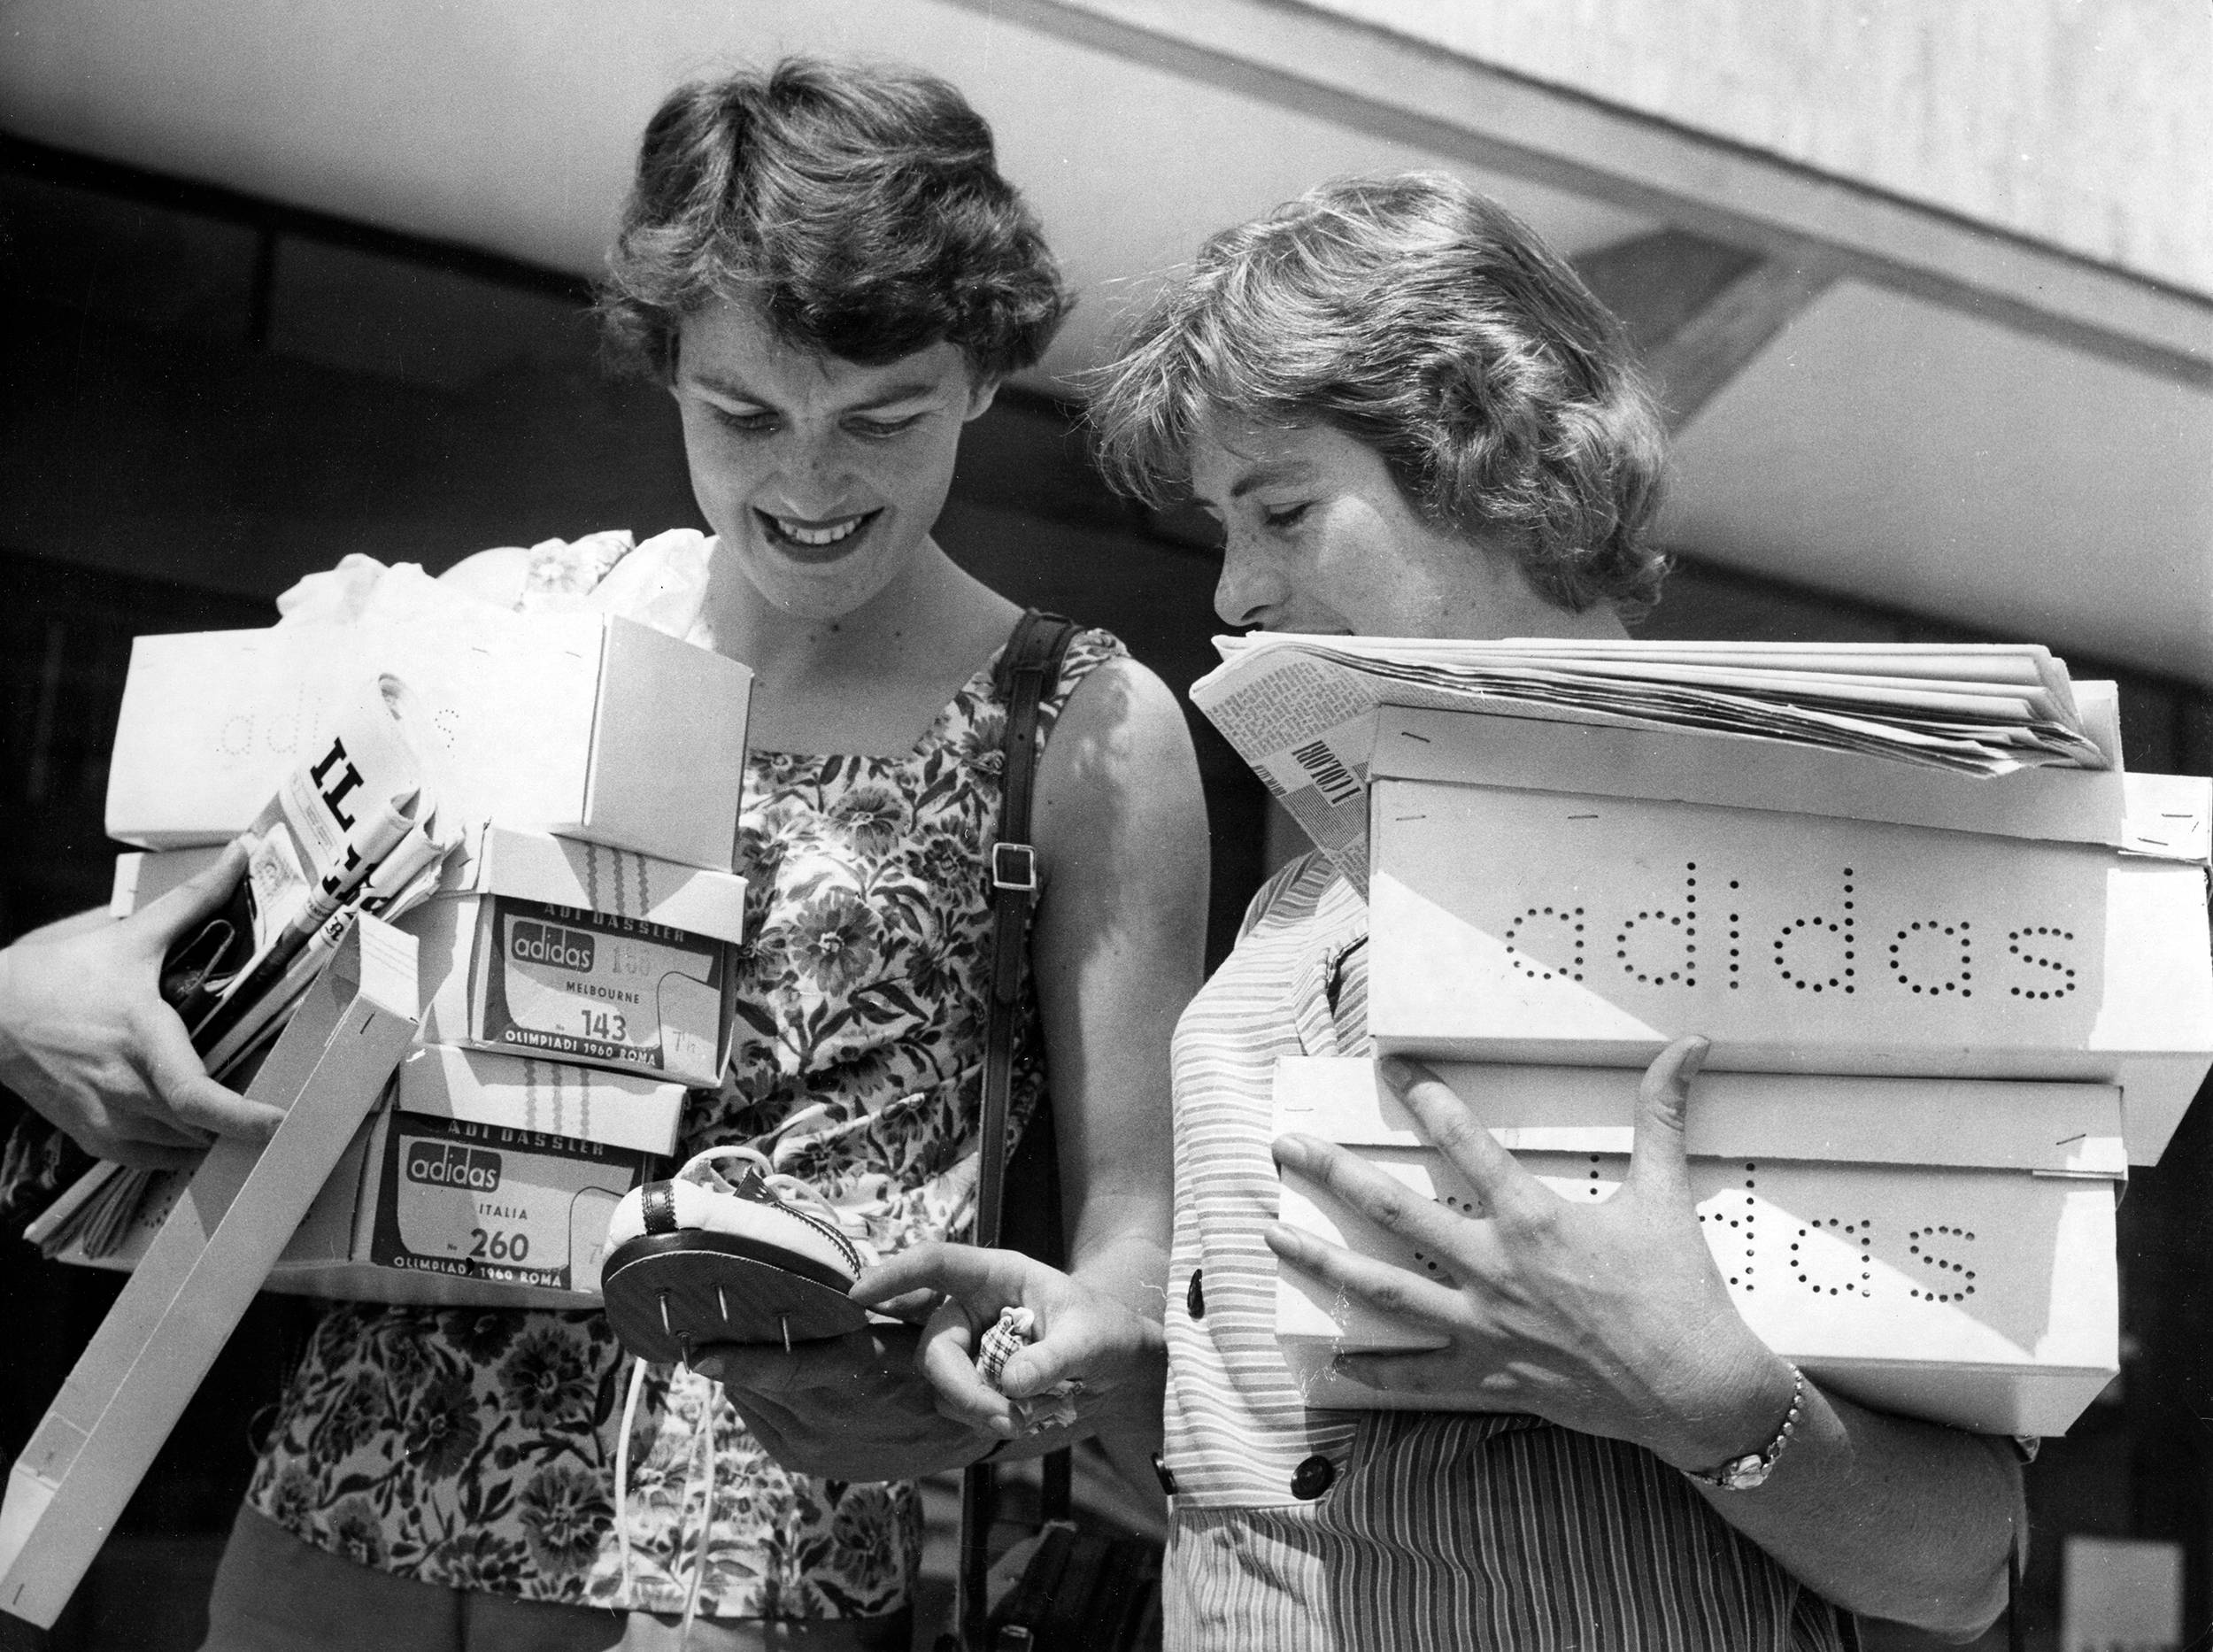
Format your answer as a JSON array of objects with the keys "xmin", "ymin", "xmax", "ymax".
[{"xmin": 962, "ymin": 375, "xmax": 1001, "ymax": 423}]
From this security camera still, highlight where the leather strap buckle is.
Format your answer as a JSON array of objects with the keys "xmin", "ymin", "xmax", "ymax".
[{"xmin": 991, "ymin": 841, "xmax": 1037, "ymax": 894}]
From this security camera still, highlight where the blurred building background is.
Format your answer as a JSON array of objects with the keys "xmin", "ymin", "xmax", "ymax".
[{"xmin": 2, "ymin": 3, "xmax": 2209, "ymax": 1648}]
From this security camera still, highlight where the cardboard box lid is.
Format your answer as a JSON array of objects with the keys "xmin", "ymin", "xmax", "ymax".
[
  {"xmin": 343, "ymin": 569, "xmax": 752, "ymax": 870},
  {"xmin": 393, "ymin": 1043, "xmax": 685, "ymax": 1157},
  {"xmin": 105, "ymin": 618, "xmax": 593, "ymax": 844},
  {"xmin": 579, "ymin": 617, "xmax": 752, "ymax": 875},
  {"xmin": 441, "ymin": 826, "xmax": 747, "ymax": 944},
  {"xmin": 103, "ymin": 600, "xmax": 754, "ymax": 873},
  {"xmin": 1274, "ymin": 1057, "xmax": 2128, "ymax": 1177},
  {"xmin": 1366, "ymin": 698, "xmax": 2209, "ymax": 862}
]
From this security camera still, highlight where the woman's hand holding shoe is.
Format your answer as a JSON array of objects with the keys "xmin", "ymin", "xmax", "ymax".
[
  {"xmin": 685, "ymin": 1235, "xmax": 1171, "ymax": 1481},
  {"xmin": 852, "ymin": 1241, "xmax": 1168, "ymax": 1452},
  {"xmin": 689, "ymin": 1323, "xmax": 1008, "ymax": 1481}
]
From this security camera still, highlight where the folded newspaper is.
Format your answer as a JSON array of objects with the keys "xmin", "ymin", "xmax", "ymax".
[
  {"xmin": 31, "ymin": 672, "xmax": 458, "ymax": 1262},
  {"xmin": 1191, "ymin": 634, "xmax": 2109, "ymax": 890},
  {"xmin": 173, "ymin": 671, "xmax": 455, "ymax": 1071}
]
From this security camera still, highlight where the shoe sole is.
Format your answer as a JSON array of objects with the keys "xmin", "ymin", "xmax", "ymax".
[{"xmin": 601, "ymin": 1231, "xmax": 867, "ymax": 1363}]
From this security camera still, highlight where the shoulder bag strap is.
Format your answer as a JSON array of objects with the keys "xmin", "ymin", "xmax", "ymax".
[
  {"xmin": 954, "ymin": 608, "xmax": 1080, "ymax": 1651},
  {"xmin": 975, "ymin": 608, "xmax": 1079, "ymax": 1248}
]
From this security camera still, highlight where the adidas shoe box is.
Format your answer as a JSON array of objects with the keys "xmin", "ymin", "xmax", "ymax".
[
  {"xmin": 60, "ymin": 1110, "xmax": 651, "ymax": 1311},
  {"xmin": 115, "ymin": 829, "xmax": 745, "ymax": 1089},
  {"xmin": 53, "ymin": 1036, "xmax": 676, "ymax": 1308},
  {"xmin": 256, "ymin": 1040, "xmax": 678, "ymax": 1303},
  {"xmin": 1272, "ymin": 1057, "xmax": 2124, "ymax": 1437},
  {"xmin": 1363, "ymin": 704, "xmax": 2213, "ymax": 1164},
  {"xmin": 276, "ymin": 1107, "xmax": 647, "ymax": 1304},
  {"xmin": 103, "ymin": 577, "xmax": 752, "ymax": 873},
  {"xmin": 50, "ymin": 1036, "xmax": 670, "ymax": 1307},
  {"xmin": 401, "ymin": 829, "xmax": 744, "ymax": 1087}
]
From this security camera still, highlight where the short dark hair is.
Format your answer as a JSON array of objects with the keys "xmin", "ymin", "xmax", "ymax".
[
  {"xmin": 599, "ymin": 58, "xmax": 1070, "ymax": 381},
  {"xmin": 1089, "ymin": 172, "xmax": 1669, "ymax": 614}
]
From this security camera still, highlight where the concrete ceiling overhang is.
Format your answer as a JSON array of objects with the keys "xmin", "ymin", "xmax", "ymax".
[{"xmin": 5, "ymin": 0, "xmax": 2209, "ymax": 682}]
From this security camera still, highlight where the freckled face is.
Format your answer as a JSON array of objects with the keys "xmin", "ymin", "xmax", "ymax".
[
  {"xmin": 1186, "ymin": 415, "xmax": 1577, "ymax": 640},
  {"xmin": 671, "ymin": 299, "xmax": 996, "ymax": 621}
]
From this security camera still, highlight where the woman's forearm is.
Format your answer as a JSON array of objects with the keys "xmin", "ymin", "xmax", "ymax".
[
  {"xmin": 1068, "ymin": 1185, "xmax": 1172, "ymax": 1317},
  {"xmin": 1692, "ymin": 1381, "xmax": 2021, "ymax": 1636}
]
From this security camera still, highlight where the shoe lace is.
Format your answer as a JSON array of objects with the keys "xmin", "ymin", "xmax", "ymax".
[
  {"xmin": 612, "ymin": 1142, "xmax": 867, "ymax": 1630},
  {"xmin": 613, "ymin": 1355, "xmax": 716, "ymax": 1647},
  {"xmin": 678, "ymin": 1143, "xmax": 872, "ymax": 1270}
]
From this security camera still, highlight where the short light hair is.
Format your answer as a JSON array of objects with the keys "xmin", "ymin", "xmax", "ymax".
[
  {"xmin": 1089, "ymin": 172, "xmax": 1669, "ymax": 614},
  {"xmin": 598, "ymin": 58, "xmax": 1069, "ymax": 381}
]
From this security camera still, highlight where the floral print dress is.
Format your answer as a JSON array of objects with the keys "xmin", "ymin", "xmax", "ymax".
[{"xmin": 242, "ymin": 531, "xmax": 1125, "ymax": 1619}]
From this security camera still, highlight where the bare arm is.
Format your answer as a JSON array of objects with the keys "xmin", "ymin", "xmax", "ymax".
[
  {"xmin": 1689, "ymin": 1377, "xmax": 2021, "ymax": 1637},
  {"xmin": 1269, "ymin": 1043, "xmax": 2019, "ymax": 1639},
  {"xmin": 1029, "ymin": 654, "xmax": 1207, "ymax": 1320},
  {"xmin": 852, "ymin": 656, "xmax": 1207, "ymax": 1451},
  {"xmin": 961, "ymin": 654, "xmax": 1207, "ymax": 1448}
]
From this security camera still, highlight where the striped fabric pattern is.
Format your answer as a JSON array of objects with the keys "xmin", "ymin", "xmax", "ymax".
[
  {"xmin": 1160, "ymin": 853, "xmax": 1854, "ymax": 1650},
  {"xmin": 1163, "ymin": 857, "xmax": 1365, "ymax": 1509}
]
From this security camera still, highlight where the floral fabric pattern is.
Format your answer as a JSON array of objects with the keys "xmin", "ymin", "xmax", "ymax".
[{"xmin": 243, "ymin": 535, "xmax": 1123, "ymax": 1617}]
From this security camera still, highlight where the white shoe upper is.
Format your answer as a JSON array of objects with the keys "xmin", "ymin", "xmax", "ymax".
[{"xmin": 605, "ymin": 1146, "xmax": 867, "ymax": 1281}]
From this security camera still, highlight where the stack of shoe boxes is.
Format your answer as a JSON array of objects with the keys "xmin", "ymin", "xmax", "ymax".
[
  {"xmin": 1275, "ymin": 696, "xmax": 2213, "ymax": 1436},
  {"xmin": 99, "ymin": 601, "xmax": 754, "ymax": 1307}
]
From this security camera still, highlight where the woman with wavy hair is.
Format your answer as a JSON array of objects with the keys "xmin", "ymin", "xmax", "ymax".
[
  {"xmin": 872, "ymin": 171, "xmax": 2024, "ymax": 1649},
  {"xmin": 0, "ymin": 57, "xmax": 1205, "ymax": 1651}
]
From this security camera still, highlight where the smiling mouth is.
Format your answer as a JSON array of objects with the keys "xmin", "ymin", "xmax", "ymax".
[{"xmin": 757, "ymin": 508, "xmax": 879, "ymax": 556}]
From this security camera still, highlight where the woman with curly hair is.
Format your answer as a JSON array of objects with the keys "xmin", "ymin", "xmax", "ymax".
[
  {"xmin": 0, "ymin": 57, "xmax": 1205, "ymax": 1651},
  {"xmin": 873, "ymin": 172, "xmax": 2024, "ymax": 1648}
]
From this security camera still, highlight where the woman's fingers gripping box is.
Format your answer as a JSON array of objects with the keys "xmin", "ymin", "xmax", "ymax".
[{"xmin": 1272, "ymin": 1055, "xmax": 2124, "ymax": 1439}]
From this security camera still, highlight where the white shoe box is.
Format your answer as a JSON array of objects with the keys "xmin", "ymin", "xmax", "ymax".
[
  {"xmin": 56, "ymin": 1034, "xmax": 675, "ymax": 1305},
  {"xmin": 1365, "ymin": 706, "xmax": 2213, "ymax": 1163},
  {"xmin": 274, "ymin": 1105, "xmax": 645, "ymax": 1304},
  {"xmin": 1273, "ymin": 1056, "xmax": 2124, "ymax": 1438},
  {"xmin": 60, "ymin": 1105, "xmax": 651, "ymax": 1312},
  {"xmin": 104, "ymin": 596, "xmax": 752, "ymax": 873},
  {"xmin": 117, "ymin": 828, "xmax": 746, "ymax": 1089},
  {"xmin": 402, "ymin": 828, "xmax": 744, "ymax": 1087}
]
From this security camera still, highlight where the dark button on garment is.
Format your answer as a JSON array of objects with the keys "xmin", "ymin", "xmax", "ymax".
[
  {"xmin": 1291, "ymin": 1454, "xmax": 1336, "ymax": 1500},
  {"xmin": 1185, "ymin": 1268, "xmax": 1205, "ymax": 1320},
  {"xmin": 1153, "ymin": 1452, "xmax": 1178, "ymax": 1496}
]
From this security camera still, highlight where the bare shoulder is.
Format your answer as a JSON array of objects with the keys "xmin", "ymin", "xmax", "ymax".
[
  {"xmin": 1046, "ymin": 654, "xmax": 1198, "ymax": 783},
  {"xmin": 1035, "ymin": 653, "xmax": 1207, "ymax": 881}
]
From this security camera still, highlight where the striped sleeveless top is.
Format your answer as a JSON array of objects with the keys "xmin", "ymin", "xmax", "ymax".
[{"xmin": 1160, "ymin": 852, "xmax": 1857, "ymax": 1650}]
